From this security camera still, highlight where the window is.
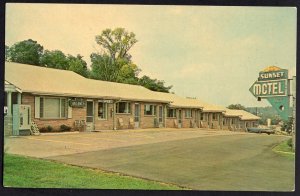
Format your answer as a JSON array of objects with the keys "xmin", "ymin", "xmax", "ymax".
[
  {"xmin": 144, "ymin": 104, "xmax": 156, "ymax": 115},
  {"xmin": 98, "ymin": 102, "xmax": 107, "ymax": 119},
  {"xmin": 185, "ymin": 109, "xmax": 192, "ymax": 118},
  {"xmin": 40, "ymin": 97, "xmax": 67, "ymax": 119},
  {"xmin": 167, "ymin": 108, "xmax": 176, "ymax": 117},
  {"xmin": 200, "ymin": 113, "xmax": 204, "ymax": 120},
  {"xmin": 212, "ymin": 113, "xmax": 217, "ymax": 120},
  {"xmin": 116, "ymin": 102, "xmax": 131, "ymax": 114}
]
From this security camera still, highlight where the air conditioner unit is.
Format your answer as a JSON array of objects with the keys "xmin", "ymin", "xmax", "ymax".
[{"xmin": 12, "ymin": 104, "xmax": 31, "ymax": 136}]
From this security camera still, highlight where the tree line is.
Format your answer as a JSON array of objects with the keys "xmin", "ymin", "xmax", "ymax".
[{"xmin": 5, "ymin": 28, "xmax": 172, "ymax": 93}]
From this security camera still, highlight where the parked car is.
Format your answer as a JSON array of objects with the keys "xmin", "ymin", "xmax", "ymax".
[{"xmin": 247, "ymin": 127, "xmax": 275, "ymax": 135}]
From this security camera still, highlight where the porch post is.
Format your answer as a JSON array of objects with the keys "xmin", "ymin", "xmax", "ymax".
[
  {"xmin": 164, "ymin": 104, "xmax": 167, "ymax": 128},
  {"xmin": 17, "ymin": 93, "xmax": 22, "ymax": 104},
  {"xmin": 7, "ymin": 91, "xmax": 12, "ymax": 116},
  {"xmin": 113, "ymin": 102, "xmax": 116, "ymax": 130}
]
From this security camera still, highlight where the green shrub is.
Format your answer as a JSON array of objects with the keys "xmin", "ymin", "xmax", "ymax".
[
  {"xmin": 60, "ymin": 124, "xmax": 72, "ymax": 132},
  {"xmin": 287, "ymin": 138, "xmax": 293, "ymax": 148},
  {"xmin": 39, "ymin": 127, "xmax": 48, "ymax": 133},
  {"xmin": 39, "ymin": 126, "xmax": 54, "ymax": 133},
  {"xmin": 47, "ymin": 125, "xmax": 53, "ymax": 132}
]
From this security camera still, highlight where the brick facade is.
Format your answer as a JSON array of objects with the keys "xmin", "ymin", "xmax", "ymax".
[
  {"xmin": 22, "ymin": 93, "xmax": 86, "ymax": 131},
  {"xmin": 22, "ymin": 95, "xmax": 171, "ymax": 131},
  {"xmin": 94, "ymin": 101, "xmax": 114, "ymax": 130},
  {"xmin": 19, "ymin": 93, "xmax": 258, "ymax": 132},
  {"xmin": 222, "ymin": 117, "xmax": 240, "ymax": 131},
  {"xmin": 165, "ymin": 109, "xmax": 200, "ymax": 128}
]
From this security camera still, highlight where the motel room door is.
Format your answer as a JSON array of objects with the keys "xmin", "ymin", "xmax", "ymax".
[
  {"xmin": 158, "ymin": 106, "xmax": 164, "ymax": 127},
  {"xmin": 134, "ymin": 103, "xmax": 140, "ymax": 128},
  {"xmin": 86, "ymin": 100, "xmax": 94, "ymax": 131},
  {"xmin": 178, "ymin": 109, "xmax": 182, "ymax": 128}
]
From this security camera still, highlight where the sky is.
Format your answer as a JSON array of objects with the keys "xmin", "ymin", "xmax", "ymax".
[{"xmin": 5, "ymin": 4, "xmax": 297, "ymax": 107}]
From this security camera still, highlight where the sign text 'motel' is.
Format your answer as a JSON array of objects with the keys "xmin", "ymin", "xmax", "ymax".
[
  {"xmin": 250, "ymin": 79, "xmax": 287, "ymax": 97},
  {"xmin": 249, "ymin": 66, "xmax": 290, "ymax": 121}
]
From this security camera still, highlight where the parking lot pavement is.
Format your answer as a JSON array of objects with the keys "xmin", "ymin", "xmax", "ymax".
[
  {"xmin": 5, "ymin": 128, "xmax": 249, "ymax": 158},
  {"xmin": 47, "ymin": 134, "xmax": 293, "ymax": 191}
]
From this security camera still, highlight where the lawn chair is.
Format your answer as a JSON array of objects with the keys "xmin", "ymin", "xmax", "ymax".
[
  {"xmin": 129, "ymin": 118, "xmax": 134, "ymax": 129},
  {"xmin": 118, "ymin": 118, "xmax": 124, "ymax": 129},
  {"xmin": 200, "ymin": 121, "xmax": 203, "ymax": 128},
  {"xmin": 74, "ymin": 120, "xmax": 86, "ymax": 132},
  {"xmin": 174, "ymin": 119, "xmax": 178, "ymax": 128},
  {"xmin": 154, "ymin": 118, "xmax": 159, "ymax": 128},
  {"xmin": 190, "ymin": 119, "xmax": 197, "ymax": 128}
]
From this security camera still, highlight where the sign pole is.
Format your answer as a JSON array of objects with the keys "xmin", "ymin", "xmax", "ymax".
[{"xmin": 292, "ymin": 76, "xmax": 296, "ymax": 151}]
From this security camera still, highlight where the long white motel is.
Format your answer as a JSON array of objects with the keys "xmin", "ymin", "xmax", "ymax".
[{"xmin": 4, "ymin": 62, "xmax": 260, "ymax": 135}]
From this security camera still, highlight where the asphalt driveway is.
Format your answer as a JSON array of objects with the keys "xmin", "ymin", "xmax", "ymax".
[
  {"xmin": 46, "ymin": 133, "xmax": 294, "ymax": 191},
  {"xmin": 5, "ymin": 128, "xmax": 294, "ymax": 191}
]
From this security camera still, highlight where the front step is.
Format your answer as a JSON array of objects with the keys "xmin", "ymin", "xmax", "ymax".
[{"xmin": 19, "ymin": 129, "xmax": 31, "ymax": 136}]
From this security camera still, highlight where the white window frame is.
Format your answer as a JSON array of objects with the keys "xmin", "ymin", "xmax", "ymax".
[
  {"xmin": 40, "ymin": 97, "xmax": 67, "ymax": 119},
  {"xmin": 185, "ymin": 109, "xmax": 192, "ymax": 118},
  {"xmin": 144, "ymin": 104, "xmax": 156, "ymax": 116},
  {"xmin": 98, "ymin": 101, "xmax": 108, "ymax": 120},
  {"xmin": 167, "ymin": 108, "xmax": 176, "ymax": 118},
  {"xmin": 212, "ymin": 113, "xmax": 217, "ymax": 120},
  {"xmin": 116, "ymin": 102, "xmax": 131, "ymax": 114},
  {"xmin": 200, "ymin": 113, "xmax": 204, "ymax": 121}
]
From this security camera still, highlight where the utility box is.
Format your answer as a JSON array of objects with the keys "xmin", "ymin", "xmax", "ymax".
[{"xmin": 13, "ymin": 104, "xmax": 31, "ymax": 136}]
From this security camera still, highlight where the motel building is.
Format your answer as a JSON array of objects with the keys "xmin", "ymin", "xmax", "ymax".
[
  {"xmin": 199, "ymin": 103, "xmax": 226, "ymax": 130},
  {"xmin": 222, "ymin": 109, "xmax": 260, "ymax": 131},
  {"xmin": 4, "ymin": 62, "xmax": 260, "ymax": 136}
]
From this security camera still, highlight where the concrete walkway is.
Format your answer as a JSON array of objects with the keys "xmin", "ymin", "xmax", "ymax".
[{"xmin": 5, "ymin": 128, "xmax": 249, "ymax": 158}]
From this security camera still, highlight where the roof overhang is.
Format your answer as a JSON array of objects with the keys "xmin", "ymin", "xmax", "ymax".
[
  {"xmin": 223, "ymin": 115, "xmax": 241, "ymax": 118},
  {"xmin": 5, "ymin": 80, "xmax": 22, "ymax": 93},
  {"xmin": 28, "ymin": 91, "xmax": 170, "ymax": 103},
  {"xmin": 240, "ymin": 118, "xmax": 261, "ymax": 121},
  {"xmin": 202, "ymin": 110, "xmax": 225, "ymax": 113},
  {"xmin": 168, "ymin": 104, "xmax": 203, "ymax": 109}
]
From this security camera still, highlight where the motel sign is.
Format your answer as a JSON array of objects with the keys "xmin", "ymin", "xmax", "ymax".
[
  {"xmin": 249, "ymin": 66, "xmax": 290, "ymax": 121},
  {"xmin": 250, "ymin": 79, "xmax": 287, "ymax": 97}
]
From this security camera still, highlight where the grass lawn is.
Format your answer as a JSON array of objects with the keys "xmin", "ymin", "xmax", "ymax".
[
  {"xmin": 272, "ymin": 138, "xmax": 295, "ymax": 160},
  {"xmin": 3, "ymin": 154, "xmax": 184, "ymax": 190}
]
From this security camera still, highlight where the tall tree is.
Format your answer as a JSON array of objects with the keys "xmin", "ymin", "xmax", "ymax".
[
  {"xmin": 40, "ymin": 50, "xmax": 69, "ymax": 70},
  {"xmin": 5, "ymin": 45, "xmax": 9, "ymax": 61},
  {"xmin": 92, "ymin": 27, "xmax": 172, "ymax": 92},
  {"xmin": 116, "ymin": 60, "xmax": 140, "ymax": 84},
  {"xmin": 138, "ymin": 75, "xmax": 172, "ymax": 92},
  {"xmin": 227, "ymin": 104, "xmax": 246, "ymax": 110},
  {"xmin": 95, "ymin": 28, "xmax": 137, "ymax": 61},
  {"xmin": 90, "ymin": 53, "xmax": 121, "ymax": 81},
  {"xmin": 67, "ymin": 54, "xmax": 89, "ymax": 77},
  {"xmin": 8, "ymin": 39, "xmax": 44, "ymax": 65}
]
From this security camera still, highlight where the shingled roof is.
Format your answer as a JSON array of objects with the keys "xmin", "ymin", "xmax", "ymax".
[
  {"xmin": 223, "ymin": 109, "xmax": 260, "ymax": 120},
  {"xmin": 152, "ymin": 92, "xmax": 203, "ymax": 109},
  {"xmin": 5, "ymin": 62, "xmax": 170, "ymax": 103},
  {"xmin": 4, "ymin": 62, "xmax": 261, "ymax": 119}
]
